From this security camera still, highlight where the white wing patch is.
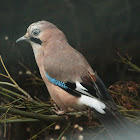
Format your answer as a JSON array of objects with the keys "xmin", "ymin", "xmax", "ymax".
[
  {"xmin": 76, "ymin": 81, "xmax": 87, "ymax": 91},
  {"xmin": 75, "ymin": 81, "xmax": 92, "ymax": 97},
  {"xmin": 75, "ymin": 81, "xmax": 106, "ymax": 114},
  {"xmin": 78, "ymin": 95, "xmax": 106, "ymax": 114}
]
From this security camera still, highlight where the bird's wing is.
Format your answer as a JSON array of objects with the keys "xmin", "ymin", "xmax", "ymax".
[
  {"xmin": 45, "ymin": 69, "xmax": 117, "ymax": 112},
  {"xmin": 43, "ymin": 48, "xmax": 117, "ymax": 113}
]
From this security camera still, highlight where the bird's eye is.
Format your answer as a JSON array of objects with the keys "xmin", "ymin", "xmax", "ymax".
[{"xmin": 32, "ymin": 29, "xmax": 41, "ymax": 36}]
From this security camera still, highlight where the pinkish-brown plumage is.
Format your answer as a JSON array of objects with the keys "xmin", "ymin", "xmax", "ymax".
[{"xmin": 16, "ymin": 21, "xmax": 139, "ymax": 138}]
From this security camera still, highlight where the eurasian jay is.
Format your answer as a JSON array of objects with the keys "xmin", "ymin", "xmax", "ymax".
[{"xmin": 16, "ymin": 21, "xmax": 139, "ymax": 139}]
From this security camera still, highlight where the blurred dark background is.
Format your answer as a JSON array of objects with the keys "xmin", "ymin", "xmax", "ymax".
[
  {"xmin": 1, "ymin": 0, "xmax": 140, "ymax": 84},
  {"xmin": 0, "ymin": 0, "xmax": 140, "ymax": 139}
]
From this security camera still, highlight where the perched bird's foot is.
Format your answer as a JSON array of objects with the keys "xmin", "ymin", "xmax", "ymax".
[
  {"xmin": 52, "ymin": 103, "xmax": 65, "ymax": 115},
  {"xmin": 53, "ymin": 109, "xmax": 69, "ymax": 120},
  {"xmin": 53, "ymin": 109, "xmax": 65, "ymax": 115}
]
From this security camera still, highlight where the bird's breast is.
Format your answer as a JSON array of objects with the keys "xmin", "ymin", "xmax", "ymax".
[{"xmin": 46, "ymin": 81, "xmax": 86, "ymax": 111}]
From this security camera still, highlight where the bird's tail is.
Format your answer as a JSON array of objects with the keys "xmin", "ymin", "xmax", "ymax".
[
  {"xmin": 89, "ymin": 73, "xmax": 140, "ymax": 139},
  {"xmin": 94, "ymin": 109, "xmax": 140, "ymax": 140}
]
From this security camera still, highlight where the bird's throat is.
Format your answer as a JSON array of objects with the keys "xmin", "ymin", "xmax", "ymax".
[{"xmin": 30, "ymin": 42, "xmax": 42, "ymax": 59}]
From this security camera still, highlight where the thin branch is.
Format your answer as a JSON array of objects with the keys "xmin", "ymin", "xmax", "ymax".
[
  {"xmin": 0, "ymin": 56, "xmax": 32, "ymax": 99},
  {"xmin": 109, "ymin": 89, "xmax": 140, "ymax": 107},
  {"xmin": 0, "ymin": 105, "xmax": 65, "ymax": 122},
  {"xmin": 0, "ymin": 107, "xmax": 11, "ymax": 121},
  {"xmin": 0, "ymin": 91, "xmax": 23, "ymax": 105},
  {"xmin": 18, "ymin": 61, "xmax": 43, "ymax": 82},
  {"xmin": 0, "ymin": 56, "xmax": 18, "ymax": 86},
  {"xmin": 57, "ymin": 123, "xmax": 70, "ymax": 140},
  {"xmin": 0, "ymin": 82, "xmax": 16, "ymax": 88},
  {"xmin": 0, "ymin": 82, "xmax": 32, "ymax": 100},
  {"xmin": 0, "ymin": 118, "xmax": 39, "ymax": 124},
  {"xmin": 117, "ymin": 52, "xmax": 140, "ymax": 72},
  {"xmin": 0, "ymin": 73, "xmax": 9, "ymax": 78},
  {"xmin": 0, "ymin": 86, "xmax": 50, "ymax": 107},
  {"xmin": 30, "ymin": 122, "xmax": 56, "ymax": 139}
]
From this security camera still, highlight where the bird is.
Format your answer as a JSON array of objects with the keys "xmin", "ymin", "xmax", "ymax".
[{"xmin": 16, "ymin": 20, "xmax": 139, "ymax": 139}]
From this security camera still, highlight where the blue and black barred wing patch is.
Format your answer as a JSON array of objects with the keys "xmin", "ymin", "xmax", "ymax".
[
  {"xmin": 45, "ymin": 72, "xmax": 81, "ymax": 97},
  {"xmin": 45, "ymin": 71, "xmax": 99, "ymax": 98}
]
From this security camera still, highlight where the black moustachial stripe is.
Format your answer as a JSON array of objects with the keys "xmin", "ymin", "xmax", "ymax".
[{"xmin": 30, "ymin": 37, "xmax": 42, "ymax": 45}]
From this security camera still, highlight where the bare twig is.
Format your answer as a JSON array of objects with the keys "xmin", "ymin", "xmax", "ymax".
[
  {"xmin": 0, "ymin": 118, "xmax": 39, "ymax": 123},
  {"xmin": 57, "ymin": 123, "xmax": 70, "ymax": 140},
  {"xmin": 0, "ymin": 56, "xmax": 32, "ymax": 99},
  {"xmin": 0, "ymin": 105, "xmax": 65, "ymax": 122},
  {"xmin": 18, "ymin": 61, "xmax": 43, "ymax": 82},
  {"xmin": 117, "ymin": 52, "xmax": 140, "ymax": 72},
  {"xmin": 0, "ymin": 86, "xmax": 50, "ymax": 108},
  {"xmin": 30, "ymin": 122, "xmax": 56, "ymax": 140}
]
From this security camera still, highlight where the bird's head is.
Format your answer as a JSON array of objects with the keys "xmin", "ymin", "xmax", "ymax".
[
  {"xmin": 16, "ymin": 20, "xmax": 68, "ymax": 58},
  {"xmin": 16, "ymin": 20, "xmax": 58, "ymax": 45}
]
